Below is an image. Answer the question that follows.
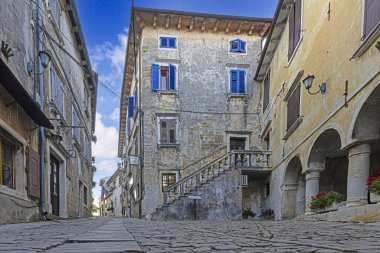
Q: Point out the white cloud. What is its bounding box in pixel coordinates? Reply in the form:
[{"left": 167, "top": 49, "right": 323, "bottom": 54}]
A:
[
  {"left": 110, "top": 108, "right": 120, "bottom": 121},
  {"left": 92, "top": 112, "right": 118, "bottom": 160}
]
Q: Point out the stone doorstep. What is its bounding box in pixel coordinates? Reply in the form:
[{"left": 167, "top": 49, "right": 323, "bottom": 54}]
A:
[{"left": 297, "top": 203, "right": 380, "bottom": 222}]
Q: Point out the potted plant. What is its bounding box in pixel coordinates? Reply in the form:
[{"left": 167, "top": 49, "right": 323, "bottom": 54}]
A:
[
  {"left": 242, "top": 208, "right": 256, "bottom": 219},
  {"left": 368, "top": 171, "right": 380, "bottom": 203},
  {"left": 261, "top": 208, "right": 274, "bottom": 219},
  {"left": 310, "top": 191, "right": 344, "bottom": 213}
]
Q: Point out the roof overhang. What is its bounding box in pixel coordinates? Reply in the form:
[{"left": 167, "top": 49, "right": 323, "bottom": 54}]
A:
[
  {"left": 0, "top": 58, "right": 54, "bottom": 129},
  {"left": 117, "top": 7, "right": 272, "bottom": 157},
  {"left": 254, "top": 0, "right": 294, "bottom": 82}
]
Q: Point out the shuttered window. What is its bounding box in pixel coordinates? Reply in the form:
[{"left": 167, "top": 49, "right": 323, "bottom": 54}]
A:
[
  {"left": 364, "top": 0, "right": 380, "bottom": 38},
  {"left": 160, "top": 37, "right": 177, "bottom": 49},
  {"left": 159, "top": 118, "right": 178, "bottom": 145},
  {"left": 263, "top": 70, "right": 270, "bottom": 112},
  {"left": 287, "top": 85, "right": 301, "bottom": 130},
  {"left": 0, "top": 138, "right": 15, "bottom": 189},
  {"left": 230, "top": 70, "right": 246, "bottom": 94},
  {"left": 51, "top": 67, "right": 64, "bottom": 116},
  {"left": 288, "top": 0, "right": 302, "bottom": 60},
  {"left": 72, "top": 108, "right": 81, "bottom": 143},
  {"left": 151, "top": 64, "right": 177, "bottom": 91},
  {"left": 230, "top": 39, "right": 247, "bottom": 53},
  {"left": 27, "top": 146, "right": 40, "bottom": 198},
  {"left": 128, "top": 96, "right": 135, "bottom": 118}
]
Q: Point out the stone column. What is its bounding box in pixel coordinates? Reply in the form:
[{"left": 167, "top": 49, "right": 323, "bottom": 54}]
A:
[
  {"left": 305, "top": 171, "right": 320, "bottom": 214},
  {"left": 346, "top": 143, "right": 371, "bottom": 207}
]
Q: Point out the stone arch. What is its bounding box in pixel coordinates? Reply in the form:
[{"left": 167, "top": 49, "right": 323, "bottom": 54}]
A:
[
  {"left": 282, "top": 156, "right": 305, "bottom": 219},
  {"left": 308, "top": 128, "right": 348, "bottom": 199}
]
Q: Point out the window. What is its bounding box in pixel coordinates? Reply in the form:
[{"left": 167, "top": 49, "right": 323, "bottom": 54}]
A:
[
  {"left": 72, "top": 108, "right": 81, "bottom": 143},
  {"left": 287, "top": 85, "right": 301, "bottom": 130},
  {"left": 160, "top": 37, "right": 177, "bottom": 49},
  {"left": 51, "top": 67, "right": 64, "bottom": 116},
  {"left": 83, "top": 135, "right": 89, "bottom": 160},
  {"left": 230, "top": 69, "right": 246, "bottom": 94},
  {"left": 158, "top": 118, "right": 178, "bottom": 145},
  {"left": 127, "top": 96, "right": 135, "bottom": 118},
  {"left": 363, "top": 0, "right": 380, "bottom": 38},
  {"left": 151, "top": 64, "right": 177, "bottom": 91},
  {"left": 84, "top": 88, "right": 90, "bottom": 116},
  {"left": 83, "top": 185, "right": 88, "bottom": 205},
  {"left": 1, "top": 138, "right": 15, "bottom": 189},
  {"left": 263, "top": 70, "right": 270, "bottom": 111},
  {"left": 230, "top": 39, "right": 246, "bottom": 53},
  {"left": 162, "top": 173, "right": 177, "bottom": 191},
  {"left": 288, "top": 0, "right": 302, "bottom": 60},
  {"left": 49, "top": 0, "right": 61, "bottom": 28}
]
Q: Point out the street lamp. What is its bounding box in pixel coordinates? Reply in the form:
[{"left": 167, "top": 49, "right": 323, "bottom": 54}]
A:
[
  {"left": 38, "top": 50, "right": 51, "bottom": 69},
  {"left": 302, "top": 74, "right": 327, "bottom": 95}
]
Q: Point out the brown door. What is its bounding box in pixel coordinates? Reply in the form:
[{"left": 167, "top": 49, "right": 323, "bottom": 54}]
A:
[
  {"left": 230, "top": 138, "right": 246, "bottom": 150},
  {"left": 50, "top": 155, "right": 60, "bottom": 216}
]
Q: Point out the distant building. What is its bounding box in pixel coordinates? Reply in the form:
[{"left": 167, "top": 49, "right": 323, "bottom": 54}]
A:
[
  {"left": 118, "top": 8, "right": 271, "bottom": 219},
  {"left": 0, "top": 0, "right": 97, "bottom": 224},
  {"left": 99, "top": 170, "right": 126, "bottom": 217}
]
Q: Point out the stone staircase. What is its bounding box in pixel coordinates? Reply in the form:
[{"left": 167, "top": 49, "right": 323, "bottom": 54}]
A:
[{"left": 151, "top": 149, "right": 271, "bottom": 220}]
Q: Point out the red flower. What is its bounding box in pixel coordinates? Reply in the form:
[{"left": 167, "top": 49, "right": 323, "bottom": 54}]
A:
[
  {"left": 315, "top": 193, "right": 326, "bottom": 199},
  {"left": 368, "top": 176, "right": 378, "bottom": 181},
  {"left": 376, "top": 170, "right": 380, "bottom": 175}
]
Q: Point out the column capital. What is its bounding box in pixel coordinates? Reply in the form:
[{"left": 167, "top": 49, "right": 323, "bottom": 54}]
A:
[
  {"left": 348, "top": 143, "right": 371, "bottom": 158},
  {"left": 305, "top": 171, "right": 320, "bottom": 181}
]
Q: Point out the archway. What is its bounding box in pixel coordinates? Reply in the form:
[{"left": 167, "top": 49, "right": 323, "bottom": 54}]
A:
[
  {"left": 282, "top": 156, "right": 305, "bottom": 219},
  {"left": 308, "top": 129, "right": 348, "bottom": 201}
]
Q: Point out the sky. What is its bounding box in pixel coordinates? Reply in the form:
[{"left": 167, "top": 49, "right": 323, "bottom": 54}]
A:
[{"left": 76, "top": 0, "right": 278, "bottom": 205}]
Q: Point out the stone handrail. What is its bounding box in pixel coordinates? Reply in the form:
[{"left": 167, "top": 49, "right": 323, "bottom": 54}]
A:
[{"left": 162, "top": 150, "right": 271, "bottom": 205}]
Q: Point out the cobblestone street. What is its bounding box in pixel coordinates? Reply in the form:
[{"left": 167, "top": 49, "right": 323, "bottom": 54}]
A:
[{"left": 1, "top": 217, "right": 380, "bottom": 252}]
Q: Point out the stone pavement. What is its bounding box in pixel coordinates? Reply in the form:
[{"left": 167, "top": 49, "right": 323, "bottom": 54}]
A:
[{"left": 1, "top": 217, "right": 380, "bottom": 252}]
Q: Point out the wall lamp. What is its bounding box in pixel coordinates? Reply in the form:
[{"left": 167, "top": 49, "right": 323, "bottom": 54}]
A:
[
  {"left": 302, "top": 74, "right": 327, "bottom": 95},
  {"left": 27, "top": 51, "right": 51, "bottom": 76}
]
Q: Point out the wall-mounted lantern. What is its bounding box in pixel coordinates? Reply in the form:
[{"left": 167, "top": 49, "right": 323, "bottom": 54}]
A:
[{"left": 302, "top": 74, "right": 327, "bottom": 95}]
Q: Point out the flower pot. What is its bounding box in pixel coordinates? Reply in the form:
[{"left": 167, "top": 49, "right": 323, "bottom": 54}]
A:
[
  {"left": 325, "top": 201, "right": 345, "bottom": 212},
  {"left": 370, "top": 193, "right": 380, "bottom": 203}
]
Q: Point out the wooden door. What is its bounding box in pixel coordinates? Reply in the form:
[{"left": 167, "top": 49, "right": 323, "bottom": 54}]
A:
[{"left": 50, "top": 155, "right": 60, "bottom": 216}]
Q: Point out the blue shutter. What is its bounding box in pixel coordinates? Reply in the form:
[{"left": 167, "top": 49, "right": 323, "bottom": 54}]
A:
[
  {"left": 151, "top": 64, "right": 159, "bottom": 90},
  {"left": 230, "top": 70, "right": 238, "bottom": 93},
  {"left": 168, "top": 64, "right": 176, "bottom": 90},
  {"left": 169, "top": 38, "right": 176, "bottom": 48},
  {"left": 238, "top": 70, "right": 246, "bottom": 93},
  {"left": 230, "top": 39, "right": 239, "bottom": 52},
  {"left": 128, "top": 96, "right": 135, "bottom": 118},
  {"left": 239, "top": 40, "right": 246, "bottom": 53},
  {"left": 160, "top": 37, "right": 168, "bottom": 48}
]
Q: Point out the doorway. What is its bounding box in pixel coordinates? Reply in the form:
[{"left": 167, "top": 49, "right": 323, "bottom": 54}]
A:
[
  {"left": 230, "top": 137, "right": 246, "bottom": 150},
  {"left": 50, "top": 155, "right": 60, "bottom": 216}
]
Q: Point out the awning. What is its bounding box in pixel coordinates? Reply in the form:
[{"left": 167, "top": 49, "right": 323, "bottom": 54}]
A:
[{"left": 0, "top": 58, "right": 53, "bottom": 129}]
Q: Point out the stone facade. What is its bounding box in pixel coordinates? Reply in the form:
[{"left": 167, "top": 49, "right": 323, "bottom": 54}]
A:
[
  {"left": 0, "top": 0, "right": 97, "bottom": 224},
  {"left": 118, "top": 8, "right": 271, "bottom": 218},
  {"left": 255, "top": 0, "right": 380, "bottom": 220}
]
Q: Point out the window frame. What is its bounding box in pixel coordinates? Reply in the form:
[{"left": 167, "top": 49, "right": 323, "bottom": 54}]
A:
[
  {"left": 0, "top": 137, "right": 16, "bottom": 190},
  {"left": 72, "top": 107, "right": 81, "bottom": 146},
  {"left": 288, "top": 0, "right": 303, "bottom": 63},
  {"left": 362, "top": 0, "right": 380, "bottom": 40},
  {"left": 50, "top": 66, "right": 65, "bottom": 117},
  {"left": 229, "top": 39, "right": 247, "bottom": 54},
  {"left": 151, "top": 63, "right": 178, "bottom": 92},
  {"left": 159, "top": 36, "right": 177, "bottom": 49},
  {"left": 229, "top": 68, "right": 247, "bottom": 94},
  {"left": 263, "top": 69, "right": 271, "bottom": 112},
  {"left": 161, "top": 172, "right": 178, "bottom": 192},
  {"left": 286, "top": 84, "right": 301, "bottom": 131},
  {"left": 157, "top": 116, "right": 179, "bottom": 146}
]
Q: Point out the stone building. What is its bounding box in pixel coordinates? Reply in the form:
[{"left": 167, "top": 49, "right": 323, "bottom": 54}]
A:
[
  {"left": 255, "top": 0, "right": 380, "bottom": 220},
  {"left": 118, "top": 8, "right": 271, "bottom": 218},
  {"left": 0, "top": 0, "right": 97, "bottom": 224},
  {"left": 99, "top": 170, "right": 126, "bottom": 217}
]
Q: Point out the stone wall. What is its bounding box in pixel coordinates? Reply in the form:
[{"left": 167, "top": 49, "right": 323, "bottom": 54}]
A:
[{"left": 152, "top": 169, "right": 242, "bottom": 220}]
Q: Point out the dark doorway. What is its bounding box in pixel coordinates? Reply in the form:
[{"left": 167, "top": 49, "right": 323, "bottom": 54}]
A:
[
  {"left": 50, "top": 155, "right": 60, "bottom": 216},
  {"left": 230, "top": 137, "right": 246, "bottom": 150}
]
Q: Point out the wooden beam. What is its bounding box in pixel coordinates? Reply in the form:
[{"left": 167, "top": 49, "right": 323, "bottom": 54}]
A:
[
  {"left": 225, "top": 21, "right": 232, "bottom": 33},
  {"left": 153, "top": 15, "right": 157, "bottom": 28},
  {"left": 201, "top": 18, "right": 207, "bottom": 33},
  {"left": 248, "top": 23, "right": 255, "bottom": 35},
  {"left": 236, "top": 22, "right": 243, "bottom": 34},
  {"left": 213, "top": 20, "right": 220, "bottom": 32},
  {"left": 189, "top": 18, "right": 194, "bottom": 31},
  {"left": 165, "top": 16, "right": 170, "bottom": 29},
  {"left": 177, "top": 16, "right": 182, "bottom": 30}
]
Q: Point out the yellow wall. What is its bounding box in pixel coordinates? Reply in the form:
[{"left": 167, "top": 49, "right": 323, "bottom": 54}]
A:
[{"left": 264, "top": 0, "right": 380, "bottom": 172}]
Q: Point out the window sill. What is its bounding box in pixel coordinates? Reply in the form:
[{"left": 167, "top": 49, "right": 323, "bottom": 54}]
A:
[
  {"left": 352, "top": 23, "right": 380, "bottom": 59},
  {"left": 155, "top": 90, "right": 179, "bottom": 97},
  {"left": 228, "top": 93, "right": 248, "bottom": 98},
  {"left": 283, "top": 116, "right": 303, "bottom": 141},
  {"left": 158, "top": 144, "right": 180, "bottom": 149},
  {"left": 0, "top": 185, "right": 30, "bottom": 202}
]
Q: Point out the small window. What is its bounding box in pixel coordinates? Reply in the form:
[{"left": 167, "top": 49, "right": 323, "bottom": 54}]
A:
[
  {"left": 287, "top": 85, "right": 301, "bottom": 130},
  {"left": 288, "top": 0, "right": 302, "bottom": 60},
  {"left": 230, "top": 69, "right": 246, "bottom": 94},
  {"left": 363, "top": 0, "right": 380, "bottom": 39},
  {"left": 72, "top": 108, "right": 81, "bottom": 143},
  {"left": 151, "top": 64, "right": 177, "bottom": 91},
  {"left": 49, "top": 0, "right": 61, "bottom": 28},
  {"left": 162, "top": 173, "right": 177, "bottom": 191},
  {"left": 83, "top": 186, "right": 88, "bottom": 205},
  {"left": 51, "top": 67, "right": 64, "bottom": 116},
  {"left": 230, "top": 39, "right": 246, "bottom": 53},
  {"left": 263, "top": 70, "right": 271, "bottom": 111},
  {"left": 160, "top": 37, "right": 177, "bottom": 49},
  {"left": 158, "top": 118, "right": 178, "bottom": 145},
  {"left": 1, "top": 139, "right": 15, "bottom": 189}
]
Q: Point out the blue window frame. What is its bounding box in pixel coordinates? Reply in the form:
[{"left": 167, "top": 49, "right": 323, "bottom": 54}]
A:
[
  {"left": 230, "top": 39, "right": 246, "bottom": 53},
  {"left": 151, "top": 64, "right": 177, "bottom": 91},
  {"left": 160, "top": 37, "right": 177, "bottom": 49},
  {"left": 127, "top": 96, "right": 135, "bottom": 118},
  {"left": 230, "top": 70, "right": 246, "bottom": 94}
]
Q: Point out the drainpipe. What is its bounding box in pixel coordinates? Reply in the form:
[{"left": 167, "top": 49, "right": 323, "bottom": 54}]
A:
[{"left": 36, "top": 0, "right": 47, "bottom": 219}]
